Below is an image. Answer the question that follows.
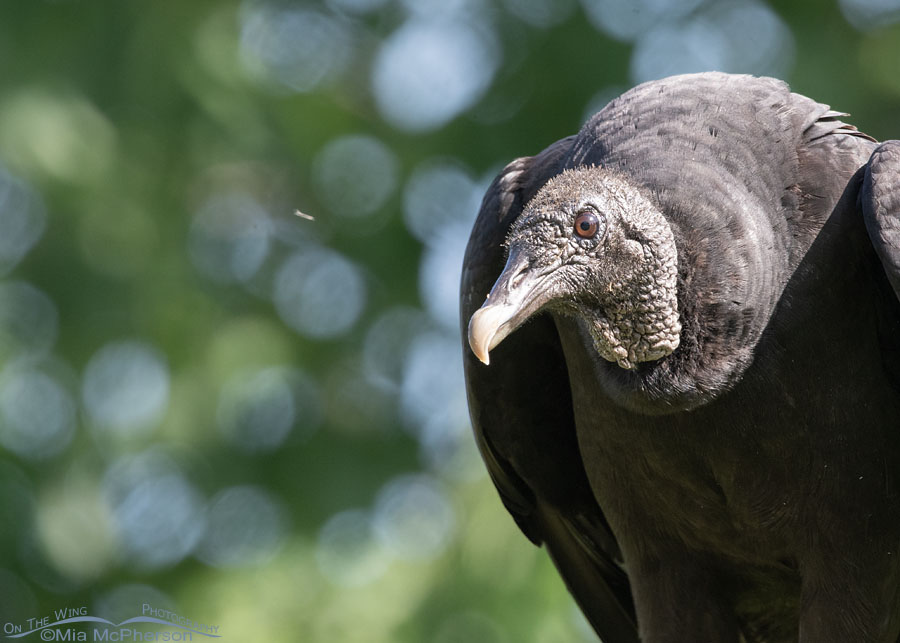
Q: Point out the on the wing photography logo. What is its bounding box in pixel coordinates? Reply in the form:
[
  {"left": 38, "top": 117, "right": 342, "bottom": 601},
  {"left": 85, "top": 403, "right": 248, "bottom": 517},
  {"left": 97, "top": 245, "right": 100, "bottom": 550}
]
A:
[{"left": 3, "top": 604, "right": 221, "bottom": 641}]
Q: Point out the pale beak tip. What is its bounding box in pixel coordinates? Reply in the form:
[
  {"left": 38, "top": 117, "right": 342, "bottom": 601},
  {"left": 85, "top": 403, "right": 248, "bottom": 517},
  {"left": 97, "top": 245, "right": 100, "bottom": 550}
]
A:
[
  {"left": 467, "top": 251, "right": 544, "bottom": 366},
  {"left": 468, "top": 304, "right": 517, "bottom": 366},
  {"left": 467, "top": 309, "right": 493, "bottom": 366}
]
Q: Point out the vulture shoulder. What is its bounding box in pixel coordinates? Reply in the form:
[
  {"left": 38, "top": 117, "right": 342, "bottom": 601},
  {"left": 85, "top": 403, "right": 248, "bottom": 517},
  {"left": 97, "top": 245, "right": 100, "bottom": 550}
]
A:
[
  {"left": 862, "top": 140, "right": 900, "bottom": 302},
  {"left": 460, "top": 136, "right": 638, "bottom": 643}
]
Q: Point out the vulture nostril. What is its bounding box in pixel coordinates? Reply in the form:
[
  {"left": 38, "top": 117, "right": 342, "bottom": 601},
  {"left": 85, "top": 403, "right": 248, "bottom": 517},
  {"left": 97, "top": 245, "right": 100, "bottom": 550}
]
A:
[{"left": 510, "top": 263, "right": 530, "bottom": 290}]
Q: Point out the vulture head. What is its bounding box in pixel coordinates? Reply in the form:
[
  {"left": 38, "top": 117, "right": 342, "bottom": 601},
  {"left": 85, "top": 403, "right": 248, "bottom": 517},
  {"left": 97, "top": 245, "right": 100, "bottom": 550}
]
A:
[{"left": 469, "top": 167, "right": 682, "bottom": 370}]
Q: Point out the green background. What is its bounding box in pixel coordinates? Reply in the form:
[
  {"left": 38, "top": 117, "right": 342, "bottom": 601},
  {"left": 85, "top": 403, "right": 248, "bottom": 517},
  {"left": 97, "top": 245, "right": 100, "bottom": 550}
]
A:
[{"left": 0, "top": 0, "right": 898, "bottom": 641}]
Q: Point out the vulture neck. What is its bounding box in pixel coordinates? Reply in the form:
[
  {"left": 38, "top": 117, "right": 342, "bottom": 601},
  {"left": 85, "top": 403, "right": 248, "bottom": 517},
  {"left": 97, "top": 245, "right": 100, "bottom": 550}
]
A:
[
  {"left": 561, "top": 212, "right": 787, "bottom": 417},
  {"left": 582, "top": 221, "right": 682, "bottom": 371}
]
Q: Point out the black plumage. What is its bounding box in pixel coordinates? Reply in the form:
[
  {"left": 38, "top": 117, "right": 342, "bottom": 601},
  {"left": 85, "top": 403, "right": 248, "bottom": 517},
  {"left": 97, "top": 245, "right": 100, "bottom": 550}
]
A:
[{"left": 459, "top": 72, "right": 900, "bottom": 642}]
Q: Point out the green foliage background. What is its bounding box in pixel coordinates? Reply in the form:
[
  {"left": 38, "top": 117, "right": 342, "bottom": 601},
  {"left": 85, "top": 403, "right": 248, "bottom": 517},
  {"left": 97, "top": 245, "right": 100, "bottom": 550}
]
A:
[{"left": 0, "top": 1, "right": 898, "bottom": 641}]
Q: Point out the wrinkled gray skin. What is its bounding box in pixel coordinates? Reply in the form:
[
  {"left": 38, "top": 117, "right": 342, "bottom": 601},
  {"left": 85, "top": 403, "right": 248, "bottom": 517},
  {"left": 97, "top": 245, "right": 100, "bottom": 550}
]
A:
[
  {"left": 470, "top": 168, "right": 681, "bottom": 370},
  {"left": 461, "top": 72, "right": 900, "bottom": 643}
]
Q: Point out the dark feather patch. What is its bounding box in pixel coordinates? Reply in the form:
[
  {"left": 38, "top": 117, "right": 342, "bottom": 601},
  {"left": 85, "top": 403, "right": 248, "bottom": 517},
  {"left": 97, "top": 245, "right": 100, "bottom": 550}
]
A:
[{"left": 461, "top": 72, "right": 900, "bottom": 643}]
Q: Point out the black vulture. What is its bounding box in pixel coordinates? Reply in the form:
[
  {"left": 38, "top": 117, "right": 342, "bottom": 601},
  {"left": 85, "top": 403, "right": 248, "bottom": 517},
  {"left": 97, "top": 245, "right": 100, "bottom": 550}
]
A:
[{"left": 459, "top": 72, "right": 900, "bottom": 643}]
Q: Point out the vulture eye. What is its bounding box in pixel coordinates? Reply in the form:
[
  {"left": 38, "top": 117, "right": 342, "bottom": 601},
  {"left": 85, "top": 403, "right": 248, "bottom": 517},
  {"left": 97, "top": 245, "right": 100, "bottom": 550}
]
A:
[{"left": 574, "top": 211, "right": 600, "bottom": 239}]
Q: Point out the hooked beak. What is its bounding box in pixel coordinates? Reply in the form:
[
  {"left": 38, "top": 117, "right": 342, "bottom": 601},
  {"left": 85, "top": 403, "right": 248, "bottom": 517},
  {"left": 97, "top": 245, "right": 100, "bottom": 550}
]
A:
[{"left": 467, "top": 249, "right": 555, "bottom": 365}]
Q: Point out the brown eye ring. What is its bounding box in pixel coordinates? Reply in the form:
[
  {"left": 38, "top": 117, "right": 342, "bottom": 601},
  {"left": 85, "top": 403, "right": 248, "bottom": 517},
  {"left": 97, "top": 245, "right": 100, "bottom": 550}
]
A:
[{"left": 574, "top": 211, "right": 600, "bottom": 239}]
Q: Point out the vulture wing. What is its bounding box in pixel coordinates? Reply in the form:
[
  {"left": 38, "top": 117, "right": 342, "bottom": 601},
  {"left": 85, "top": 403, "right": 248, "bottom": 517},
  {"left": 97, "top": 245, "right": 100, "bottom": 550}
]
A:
[
  {"left": 460, "top": 137, "right": 638, "bottom": 643},
  {"left": 863, "top": 141, "right": 900, "bottom": 302}
]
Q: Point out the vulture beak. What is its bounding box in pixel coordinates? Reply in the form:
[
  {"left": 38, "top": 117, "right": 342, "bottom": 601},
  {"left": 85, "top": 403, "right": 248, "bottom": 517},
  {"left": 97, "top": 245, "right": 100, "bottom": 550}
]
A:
[{"left": 468, "top": 249, "right": 554, "bottom": 365}]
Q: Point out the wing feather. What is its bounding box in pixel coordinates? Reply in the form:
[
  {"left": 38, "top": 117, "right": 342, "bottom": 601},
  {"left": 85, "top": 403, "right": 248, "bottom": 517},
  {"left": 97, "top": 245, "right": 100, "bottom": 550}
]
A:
[
  {"left": 460, "top": 136, "right": 638, "bottom": 643},
  {"left": 862, "top": 140, "right": 900, "bottom": 302}
]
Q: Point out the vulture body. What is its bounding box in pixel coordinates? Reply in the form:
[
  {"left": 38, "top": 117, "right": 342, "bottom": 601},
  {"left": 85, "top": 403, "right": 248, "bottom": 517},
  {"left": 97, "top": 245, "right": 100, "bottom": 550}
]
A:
[{"left": 459, "top": 72, "right": 900, "bottom": 643}]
